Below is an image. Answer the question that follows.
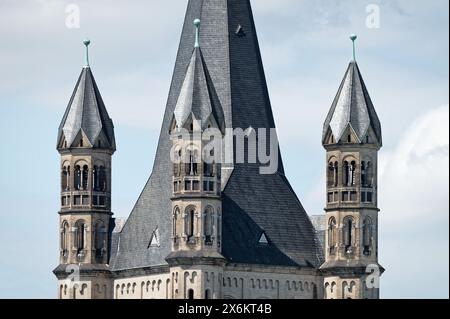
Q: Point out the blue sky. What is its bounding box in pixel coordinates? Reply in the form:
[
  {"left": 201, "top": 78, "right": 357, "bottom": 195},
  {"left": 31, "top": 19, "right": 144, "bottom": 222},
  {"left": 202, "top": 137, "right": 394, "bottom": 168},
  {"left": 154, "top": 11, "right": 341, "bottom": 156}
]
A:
[{"left": 0, "top": 0, "right": 448, "bottom": 299}]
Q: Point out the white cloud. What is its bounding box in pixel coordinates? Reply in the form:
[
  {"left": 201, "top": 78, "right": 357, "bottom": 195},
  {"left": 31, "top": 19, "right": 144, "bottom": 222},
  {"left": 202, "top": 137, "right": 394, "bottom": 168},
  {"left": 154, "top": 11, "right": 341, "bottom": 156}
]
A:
[
  {"left": 379, "top": 104, "right": 449, "bottom": 222},
  {"left": 379, "top": 104, "right": 449, "bottom": 298}
]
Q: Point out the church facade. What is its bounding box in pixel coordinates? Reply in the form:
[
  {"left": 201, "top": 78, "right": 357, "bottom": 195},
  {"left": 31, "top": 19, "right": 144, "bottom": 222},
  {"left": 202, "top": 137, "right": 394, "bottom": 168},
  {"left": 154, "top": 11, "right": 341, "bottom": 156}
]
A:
[{"left": 53, "top": 0, "right": 383, "bottom": 300}]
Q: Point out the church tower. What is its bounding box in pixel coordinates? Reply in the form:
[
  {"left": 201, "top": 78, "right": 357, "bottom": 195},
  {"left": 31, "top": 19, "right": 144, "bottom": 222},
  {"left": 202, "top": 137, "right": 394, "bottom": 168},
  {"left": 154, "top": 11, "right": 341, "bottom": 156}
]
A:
[
  {"left": 53, "top": 40, "right": 116, "bottom": 299},
  {"left": 166, "top": 19, "right": 226, "bottom": 300},
  {"left": 320, "top": 35, "right": 383, "bottom": 299}
]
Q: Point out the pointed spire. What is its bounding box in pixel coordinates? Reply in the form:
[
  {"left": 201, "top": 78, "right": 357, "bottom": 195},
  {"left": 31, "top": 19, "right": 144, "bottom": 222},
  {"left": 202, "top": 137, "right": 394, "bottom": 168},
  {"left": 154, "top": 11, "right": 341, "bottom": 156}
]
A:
[
  {"left": 83, "top": 39, "right": 91, "bottom": 67},
  {"left": 57, "top": 62, "right": 116, "bottom": 151},
  {"left": 194, "top": 19, "right": 201, "bottom": 48},
  {"left": 322, "top": 61, "right": 382, "bottom": 146},
  {"left": 172, "top": 18, "right": 225, "bottom": 132},
  {"left": 350, "top": 34, "right": 357, "bottom": 61}
]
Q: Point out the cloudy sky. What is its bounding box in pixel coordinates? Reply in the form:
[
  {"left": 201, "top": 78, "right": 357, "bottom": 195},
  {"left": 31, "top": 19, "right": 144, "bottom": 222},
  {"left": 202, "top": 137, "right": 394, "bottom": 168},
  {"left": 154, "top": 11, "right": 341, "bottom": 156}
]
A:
[{"left": 0, "top": 0, "right": 448, "bottom": 299}]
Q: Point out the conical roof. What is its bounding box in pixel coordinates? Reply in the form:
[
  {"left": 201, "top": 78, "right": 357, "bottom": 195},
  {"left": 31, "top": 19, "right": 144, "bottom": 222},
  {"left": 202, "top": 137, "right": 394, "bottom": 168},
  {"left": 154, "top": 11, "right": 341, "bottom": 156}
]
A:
[
  {"left": 57, "top": 67, "right": 115, "bottom": 151},
  {"left": 323, "top": 61, "right": 382, "bottom": 145}
]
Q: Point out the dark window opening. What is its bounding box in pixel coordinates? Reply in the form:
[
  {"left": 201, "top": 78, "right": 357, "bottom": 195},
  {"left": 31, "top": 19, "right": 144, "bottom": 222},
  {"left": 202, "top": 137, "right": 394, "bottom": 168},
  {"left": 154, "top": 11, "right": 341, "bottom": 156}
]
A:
[
  {"left": 74, "top": 165, "right": 81, "bottom": 190},
  {"left": 74, "top": 195, "right": 81, "bottom": 206},
  {"left": 343, "top": 217, "right": 353, "bottom": 253},
  {"left": 187, "top": 210, "right": 195, "bottom": 242}
]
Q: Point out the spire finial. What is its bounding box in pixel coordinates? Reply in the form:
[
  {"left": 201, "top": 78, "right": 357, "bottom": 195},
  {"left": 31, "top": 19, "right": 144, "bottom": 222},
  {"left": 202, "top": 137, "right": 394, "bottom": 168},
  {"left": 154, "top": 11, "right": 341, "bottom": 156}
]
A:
[
  {"left": 350, "top": 34, "right": 357, "bottom": 61},
  {"left": 194, "top": 19, "right": 201, "bottom": 48},
  {"left": 83, "top": 39, "right": 91, "bottom": 67}
]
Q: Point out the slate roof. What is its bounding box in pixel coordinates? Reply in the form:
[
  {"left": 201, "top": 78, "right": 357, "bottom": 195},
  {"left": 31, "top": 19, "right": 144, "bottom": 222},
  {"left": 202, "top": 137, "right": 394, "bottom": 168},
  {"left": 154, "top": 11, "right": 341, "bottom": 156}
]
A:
[
  {"left": 110, "top": 0, "right": 323, "bottom": 271},
  {"left": 57, "top": 67, "right": 115, "bottom": 150},
  {"left": 322, "top": 61, "right": 382, "bottom": 146},
  {"left": 173, "top": 47, "right": 225, "bottom": 131}
]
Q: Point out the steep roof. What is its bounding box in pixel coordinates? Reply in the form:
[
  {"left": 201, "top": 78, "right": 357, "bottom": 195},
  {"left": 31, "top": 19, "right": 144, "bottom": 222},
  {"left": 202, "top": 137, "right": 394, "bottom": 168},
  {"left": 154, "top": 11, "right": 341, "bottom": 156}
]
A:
[
  {"left": 110, "top": 0, "right": 322, "bottom": 271},
  {"left": 57, "top": 67, "right": 115, "bottom": 150},
  {"left": 173, "top": 47, "right": 225, "bottom": 131},
  {"left": 322, "top": 61, "right": 382, "bottom": 145}
]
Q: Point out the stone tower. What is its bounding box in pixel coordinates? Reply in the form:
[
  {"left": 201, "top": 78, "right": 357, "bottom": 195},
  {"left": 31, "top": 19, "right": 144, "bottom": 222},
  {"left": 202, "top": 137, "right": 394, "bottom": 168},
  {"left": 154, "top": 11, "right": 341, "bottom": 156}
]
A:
[
  {"left": 166, "top": 19, "right": 226, "bottom": 300},
  {"left": 53, "top": 40, "right": 116, "bottom": 299},
  {"left": 320, "top": 36, "right": 383, "bottom": 299}
]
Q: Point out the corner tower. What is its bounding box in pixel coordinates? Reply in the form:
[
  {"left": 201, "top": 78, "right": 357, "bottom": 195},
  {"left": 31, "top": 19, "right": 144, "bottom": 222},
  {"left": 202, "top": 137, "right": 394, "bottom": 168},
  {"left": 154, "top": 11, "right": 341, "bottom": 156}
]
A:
[
  {"left": 320, "top": 35, "right": 383, "bottom": 299},
  {"left": 54, "top": 40, "right": 116, "bottom": 299}
]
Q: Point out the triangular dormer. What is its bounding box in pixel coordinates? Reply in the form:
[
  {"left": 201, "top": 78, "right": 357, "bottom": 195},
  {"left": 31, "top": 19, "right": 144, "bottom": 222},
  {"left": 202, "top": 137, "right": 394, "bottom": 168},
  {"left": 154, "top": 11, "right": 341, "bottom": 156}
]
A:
[{"left": 259, "top": 232, "right": 269, "bottom": 245}]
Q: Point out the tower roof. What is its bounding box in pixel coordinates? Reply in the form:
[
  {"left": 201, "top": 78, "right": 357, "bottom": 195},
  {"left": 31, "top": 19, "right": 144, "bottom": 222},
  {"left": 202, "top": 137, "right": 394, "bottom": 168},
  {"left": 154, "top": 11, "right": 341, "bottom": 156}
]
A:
[
  {"left": 110, "top": 0, "right": 322, "bottom": 271},
  {"left": 173, "top": 46, "right": 225, "bottom": 131},
  {"left": 57, "top": 66, "right": 116, "bottom": 151},
  {"left": 323, "top": 61, "right": 382, "bottom": 146}
]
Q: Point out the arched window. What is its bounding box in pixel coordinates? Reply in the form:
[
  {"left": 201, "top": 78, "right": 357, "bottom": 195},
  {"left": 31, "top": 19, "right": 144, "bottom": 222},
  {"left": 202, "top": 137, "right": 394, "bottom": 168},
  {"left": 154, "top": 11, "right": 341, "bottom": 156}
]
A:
[
  {"left": 95, "top": 221, "right": 106, "bottom": 259},
  {"left": 328, "top": 217, "right": 336, "bottom": 254},
  {"left": 99, "top": 166, "right": 107, "bottom": 191},
  {"left": 333, "top": 162, "right": 338, "bottom": 186},
  {"left": 363, "top": 217, "right": 373, "bottom": 256},
  {"left": 61, "top": 166, "right": 69, "bottom": 191},
  {"left": 74, "top": 165, "right": 81, "bottom": 190},
  {"left": 75, "top": 220, "right": 86, "bottom": 256},
  {"left": 186, "top": 208, "right": 195, "bottom": 242},
  {"left": 343, "top": 161, "right": 350, "bottom": 186},
  {"left": 204, "top": 207, "right": 213, "bottom": 245},
  {"left": 205, "top": 289, "right": 211, "bottom": 299},
  {"left": 185, "top": 149, "right": 198, "bottom": 176},
  {"left": 188, "top": 289, "right": 194, "bottom": 299},
  {"left": 343, "top": 217, "right": 354, "bottom": 254},
  {"left": 350, "top": 161, "right": 356, "bottom": 186},
  {"left": 92, "top": 166, "right": 99, "bottom": 191},
  {"left": 366, "top": 161, "right": 373, "bottom": 187},
  {"left": 361, "top": 161, "right": 367, "bottom": 186},
  {"left": 82, "top": 165, "right": 89, "bottom": 190},
  {"left": 173, "top": 208, "right": 179, "bottom": 243},
  {"left": 327, "top": 162, "right": 334, "bottom": 187},
  {"left": 61, "top": 221, "right": 69, "bottom": 257}
]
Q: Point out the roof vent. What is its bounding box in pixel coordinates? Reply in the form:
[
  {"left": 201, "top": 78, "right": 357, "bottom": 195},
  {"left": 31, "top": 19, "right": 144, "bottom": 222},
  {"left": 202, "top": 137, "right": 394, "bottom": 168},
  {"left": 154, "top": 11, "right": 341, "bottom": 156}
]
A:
[
  {"left": 236, "top": 24, "right": 245, "bottom": 37},
  {"left": 259, "top": 232, "right": 269, "bottom": 244},
  {"left": 148, "top": 227, "right": 160, "bottom": 248}
]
